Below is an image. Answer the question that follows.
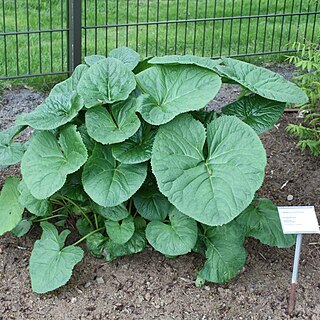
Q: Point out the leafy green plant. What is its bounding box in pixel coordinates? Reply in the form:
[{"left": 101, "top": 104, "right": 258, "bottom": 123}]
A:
[
  {"left": 286, "top": 42, "right": 320, "bottom": 156},
  {"left": 0, "top": 48, "right": 307, "bottom": 293}
]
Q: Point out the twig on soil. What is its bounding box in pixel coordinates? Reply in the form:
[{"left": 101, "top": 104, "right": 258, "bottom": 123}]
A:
[
  {"left": 280, "top": 180, "right": 290, "bottom": 190},
  {"left": 258, "top": 252, "right": 267, "bottom": 261}
]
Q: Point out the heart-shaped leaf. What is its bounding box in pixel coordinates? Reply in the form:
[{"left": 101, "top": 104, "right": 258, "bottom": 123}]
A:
[
  {"left": 29, "top": 222, "right": 83, "bottom": 293},
  {"left": 136, "top": 64, "right": 221, "bottom": 125},
  {"left": 105, "top": 215, "right": 135, "bottom": 244},
  {"left": 133, "top": 175, "right": 172, "bottom": 221},
  {"left": 148, "top": 54, "right": 221, "bottom": 70},
  {"left": 0, "top": 177, "right": 24, "bottom": 236},
  {"left": 21, "top": 125, "right": 88, "bottom": 199},
  {"left": 18, "top": 180, "right": 52, "bottom": 216},
  {"left": 236, "top": 198, "right": 296, "bottom": 248},
  {"left": 197, "top": 222, "right": 246, "bottom": 283},
  {"left": 103, "top": 229, "right": 146, "bottom": 261},
  {"left": 93, "top": 202, "right": 129, "bottom": 221},
  {"left": 16, "top": 93, "right": 83, "bottom": 130},
  {"left": 109, "top": 47, "right": 140, "bottom": 70},
  {"left": 85, "top": 95, "right": 140, "bottom": 145},
  {"left": 151, "top": 114, "right": 266, "bottom": 226},
  {"left": 146, "top": 209, "right": 198, "bottom": 256},
  {"left": 11, "top": 218, "right": 32, "bottom": 237},
  {"left": 112, "top": 123, "right": 156, "bottom": 164},
  {"left": 86, "top": 232, "right": 107, "bottom": 257},
  {"left": 215, "top": 58, "right": 308, "bottom": 104},
  {"left": 0, "top": 126, "right": 26, "bottom": 167},
  {"left": 221, "top": 95, "right": 285, "bottom": 134},
  {"left": 82, "top": 144, "right": 147, "bottom": 207},
  {"left": 77, "top": 57, "right": 136, "bottom": 108},
  {"left": 50, "top": 64, "right": 89, "bottom": 96}
]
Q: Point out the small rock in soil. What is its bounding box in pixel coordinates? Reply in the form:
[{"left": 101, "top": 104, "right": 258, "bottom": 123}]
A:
[
  {"left": 95, "top": 276, "right": 105, "bottom": 285},
  {"left": 287, "top": 194, "right": 294, "bottom": 201}
]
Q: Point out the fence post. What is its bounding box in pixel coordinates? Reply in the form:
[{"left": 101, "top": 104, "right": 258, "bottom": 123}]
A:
[{"left": 67, "top": 0, "right": 82, "bottom": 73}]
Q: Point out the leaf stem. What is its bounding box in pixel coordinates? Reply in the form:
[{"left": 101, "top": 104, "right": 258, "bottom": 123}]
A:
[
  {"left": 57, "top": 195, "right": 94, "bottom": 229},
  {"left": 94, "top": 213, "right": 99, "bottom": 229},
  {"left": 72, "top": 227, "right": 104, "bottom": 246},
  {"left": 33, "top": 214, "right": 68, "bottom": 223}
]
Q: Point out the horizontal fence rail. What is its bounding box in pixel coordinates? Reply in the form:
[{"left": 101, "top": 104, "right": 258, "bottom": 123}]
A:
[{"left": 0, "top": 0, "right": 319, "bottom": 80}]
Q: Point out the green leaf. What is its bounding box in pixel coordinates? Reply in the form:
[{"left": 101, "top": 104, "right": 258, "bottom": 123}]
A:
[
  {"left": 82, "top": 144, "right": 147, "bottom": 207},
  {"left": 11, "top": 218, "right": 32, "bottom": 237},
  {"left": 109, "top": 47, "right": 140, "bottom": 70},
  {"left": 84, "top": 55, "right": 106, "bottom": 66},
  {"left": 0, "top": 126, "right": 26, "bottom": 166},
  {"left": 215, "top": 58, "right": 308, "bottom": 104},
  {"left": 0, "top": 177, "right": 24, "bottom": 236},
  {"left": 93, "top": 202, "right": 129, "bottom": 221},
  {"left": 77, "top": 57, "right": 136, "bottom": 108},
  {"left": 133, "top": 57, "right": 153, "bottom": 74},
  {"left": 148, "top": 54, "right": 221, "bottom": 70},
  {"left": 21, "top": 125, "right": 88, "bottom": 199},
  {"left": 40, "top": 221, "right": 70, "bottom": 248},
  {"left": 136, "top": 64, "right": 221, "bottom": 125},
  {"left": 236, "top": 198, "right": 296, "bottom": 248},
  {"left": 29, "top": 223, "right": 83, "bottom": 293},
  {"left": 221, "top": 95, "right": 285, "bottom": 134},
  {"left": 50, "top": 64, "right": 89, "bottom": 96},
  {"left": 133, "top": 175, "right": 172, "bottom": 221},
  {"left": 86, "top": 232, "right": 107, "bottom": 257},
  {"left": 151, "top": 114, "right": 266, "bottom": 226},
  {"left": 105, "top": 215, "right": 135, "bottom": 244},
  {"left": 18, "top": 180, "right": 52, "bottom": 216},
  {"left": 103, "top": 229, "right": 146, "bottom": 261},
  {"left": 16, "top": 93, "right": 83, "bottom": 130},
  {"left": 85, "top": 95, "right": 141, "bottom": 145},
  {"left": 198, "top": 222, "right": 246, "bottom": 283},
  {"left": 146, "top": 209, "right": 198, "bottom": 256},
  {"left": 111, "top": 123, "right": 156, "bottom": 164}
]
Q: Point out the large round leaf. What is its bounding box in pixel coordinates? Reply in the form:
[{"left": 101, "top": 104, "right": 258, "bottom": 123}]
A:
[
  {"left": 109, "top": 47, "right": 140, "bottom": 70},
  {"left": 215, "top": 58, "right": 308, "bottom": 104},
  {"left": 85, "top": 95, "right": 140, "bottom": 145},
  {"left": 221, "top": 95, "right": 285, "bottom": 134},
  {"left": 105, "top": 215, "right": 135, "bottom": 244},
  {"left": 133, "top": 175, "right": 172, "bottom": 221},
  {"left": 82, "top": 144, "right": 147, "bottom": 207},
  {"left": 136, "top": 64, "right": 221, "bottom": 125},
  {"left": 236, "top": 198, "right": 296, "bottom": 248},
  {"left": 151, "top": 114, "right": 266, "bottom": 226},
  {"left": 198, "top": 222, "right": 247, "bottom": 283},
  {"left": 0, "top": 177, "right": 24, "bottom": 236},
  {"left": 112, "top": 123, "right": 156, "bottom": 164},
  {"left": 16, "top": 93, "right": 83, "bottom": 130},
  {"left": 148, "top": 54, "right": 221, "bottom": 70},
  {"left": 0, "top": 126, "right": 26, "bottom": 166},
  {"left": 146, "top": 209, "right": 198, "bottom": 256},
  {"left": 77, "top": 57, "right": 136, "bottom": 108},
  {"left": 21, "top": 125, "right": 88, "bottom": 199}
]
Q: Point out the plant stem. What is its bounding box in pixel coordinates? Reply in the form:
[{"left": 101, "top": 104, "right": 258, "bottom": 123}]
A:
[
  {"left": 128, "top": 198, "right": 133, "bottom": 215},
  {"left": 57, "top": 195, "right": 94, "bottom": 229},
  {"left": 94, "top": 213, "right": 99, "bottom": 229},
  {"left": 33, "top": 214, "right": 68, "bottom": 223},
  {"left": 72, "top": 227, "right": 104, "bottom": 246}
]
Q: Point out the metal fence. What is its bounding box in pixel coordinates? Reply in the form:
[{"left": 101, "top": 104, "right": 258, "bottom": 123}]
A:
[{"left": 0, "top": 0, "right": 319, "bottom": 80}]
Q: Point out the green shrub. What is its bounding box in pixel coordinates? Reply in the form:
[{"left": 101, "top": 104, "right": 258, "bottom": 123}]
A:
[
  {"left": 0, "top": 48, "right": 307, "bottom": 293},
  {"left": 286, "top": 42, "right": 320, "bottom": 156}
]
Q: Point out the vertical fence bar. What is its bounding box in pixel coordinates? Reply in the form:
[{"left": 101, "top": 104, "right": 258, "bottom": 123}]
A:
[
  {"left": 26, "top": 0, "right": 31, "bottom": 74},
  {"left": 174, "top": 0, "right": 179, "bottom": 55},
  {"left": 201, "top": 0, "right": 208, "bottom": 57},
  {"left": 2, "top": 0, "right": 8, "bottom": 76},
  {"left": 192, "top": 0, "right": 199, "bottom": 55},
  {"left": 311, "top": 1, "right": 319, "bottom": 43},
  {"left": 237, "top": 0, "right": 244, "bottom": 55},
  {"left": 67, "top": 0, "right": 82, "bottom": 73}
]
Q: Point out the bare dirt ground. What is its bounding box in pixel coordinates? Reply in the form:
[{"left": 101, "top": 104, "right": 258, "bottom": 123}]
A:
[{"left": 0, "top": 65, "right": 319, "bottom": 320}]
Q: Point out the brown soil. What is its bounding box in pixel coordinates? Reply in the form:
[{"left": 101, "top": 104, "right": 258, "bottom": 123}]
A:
[{"left": 0, "top": 83, "right": 319, "bottom": 320}]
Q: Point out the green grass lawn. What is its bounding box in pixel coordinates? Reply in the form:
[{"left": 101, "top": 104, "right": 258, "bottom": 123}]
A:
[{"left": 0, "top": 0, "right": 319, "bottom": 89}]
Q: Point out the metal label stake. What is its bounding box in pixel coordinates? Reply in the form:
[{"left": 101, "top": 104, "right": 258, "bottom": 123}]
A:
[{"left": 288, "top": 233, "right": 303, "bottom": 316}]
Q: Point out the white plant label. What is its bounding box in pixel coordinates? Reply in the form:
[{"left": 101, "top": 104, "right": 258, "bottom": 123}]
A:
[{"left": 278, "top": 206, "right": 320, "bottom": 234}]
